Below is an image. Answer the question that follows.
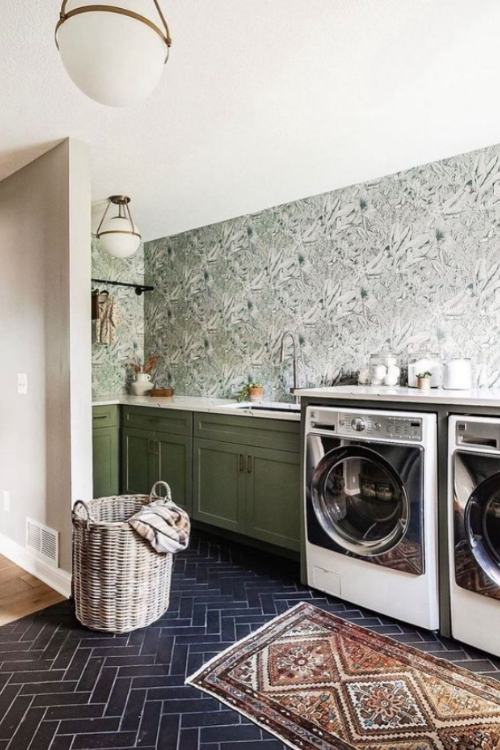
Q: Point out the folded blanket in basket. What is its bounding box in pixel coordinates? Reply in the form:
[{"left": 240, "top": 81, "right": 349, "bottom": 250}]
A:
[{"left": 128, "top": 501, "right": 190, "bottom": 554}]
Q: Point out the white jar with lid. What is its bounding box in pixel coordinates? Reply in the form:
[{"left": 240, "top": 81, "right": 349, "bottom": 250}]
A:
[{"left": 443, "top": 358, "right": 472, "bottom": 390}]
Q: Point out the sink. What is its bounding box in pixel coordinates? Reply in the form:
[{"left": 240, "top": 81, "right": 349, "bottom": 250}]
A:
[{"left": 223, "top": 401, "right": 300, "bottom": 413}]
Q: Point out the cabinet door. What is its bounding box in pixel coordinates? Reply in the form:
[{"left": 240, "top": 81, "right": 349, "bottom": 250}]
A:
[
  {"left": 93, "top": 427, "right": 119, "bottom": 498},
  {"left": 157, "top": 434, "right": 193, "bottom": 513},
  {"left": 245, "top": 447, "right": 301, "bottom": 551},
  {"left": 122, "top": 428, "right": 157, "bottom": 495},
  {"left": 193, "top": 439, "right": 246, "bottom": 532}
]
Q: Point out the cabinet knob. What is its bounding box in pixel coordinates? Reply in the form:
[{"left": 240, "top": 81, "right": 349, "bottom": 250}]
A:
[
  {"left": 239, "top": 454, "right": 245, "bottom": 472},
  {"left": 247, "top": 456, "right": 253, "bottom": 473}
]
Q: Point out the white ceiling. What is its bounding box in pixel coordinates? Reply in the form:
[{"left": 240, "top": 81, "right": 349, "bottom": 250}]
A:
[{"left": 2, "top": 1, "right": 500, "bottom": 241}]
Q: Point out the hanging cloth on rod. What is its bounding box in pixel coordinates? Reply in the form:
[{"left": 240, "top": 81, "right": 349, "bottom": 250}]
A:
[{"left": 93, "top": 290, "right": 119, "bottom": 346}]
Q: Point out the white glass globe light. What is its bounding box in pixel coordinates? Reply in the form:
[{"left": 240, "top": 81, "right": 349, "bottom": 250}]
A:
[
  {"left": 97, "top": 197, "right": 141, "bottom": 258},
  {"left": 56, "top": 2, "right": 171, "bottom": 107}
]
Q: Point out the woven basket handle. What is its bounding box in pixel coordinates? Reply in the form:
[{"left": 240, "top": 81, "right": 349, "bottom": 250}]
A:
[
  {"left": 149, "top": 481, "right": 173, "bottom": 505},
  {"left": 73, "top": 500, "right": 93, "bottom": 528}
]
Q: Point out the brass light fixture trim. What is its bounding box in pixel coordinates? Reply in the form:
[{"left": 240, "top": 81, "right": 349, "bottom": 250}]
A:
[
  {"left": 96, "top": 195, "right": 141, "bottom": 239},
  {"left": 56, "top": 1, "right": 172, "bottom": 59}
]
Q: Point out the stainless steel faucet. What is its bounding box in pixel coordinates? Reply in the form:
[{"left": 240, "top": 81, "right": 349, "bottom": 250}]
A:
[{"left": 280, "top": 331, "right": 300, "bottom": 400}]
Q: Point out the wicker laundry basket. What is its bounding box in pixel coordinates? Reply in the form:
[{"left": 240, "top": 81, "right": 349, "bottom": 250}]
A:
[{"left": 72, "top": 481, "right": 174, "bottom": 633}]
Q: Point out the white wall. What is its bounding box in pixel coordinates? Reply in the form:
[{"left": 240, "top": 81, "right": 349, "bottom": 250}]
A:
[
  {"left": 0, "top": 139, "right": 91, "bottom": 587},
  {"left": 3, "top": 2, "right": 500, "bottom": 241}
]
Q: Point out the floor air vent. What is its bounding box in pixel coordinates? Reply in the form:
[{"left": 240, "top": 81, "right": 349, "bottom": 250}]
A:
[{"left": 26, "top": 518, "right": 59, "bottom": 567}]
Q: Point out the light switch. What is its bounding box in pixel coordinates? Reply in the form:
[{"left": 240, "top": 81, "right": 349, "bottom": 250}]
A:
[{"left": 17, "top": 373, "right": 28, "bottom": 395}]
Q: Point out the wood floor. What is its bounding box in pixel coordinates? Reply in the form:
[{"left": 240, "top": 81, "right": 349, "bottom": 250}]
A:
[{"left": 0, "top": 554, "right": 64, "bottom": 626}]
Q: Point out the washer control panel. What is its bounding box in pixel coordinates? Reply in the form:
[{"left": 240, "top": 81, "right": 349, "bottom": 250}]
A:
[
  {"left": 337, "top": 413, "right": 422, "bottom": 441},
  {"left": 306, "top": 407, "right": 424, "bottom": 442}
]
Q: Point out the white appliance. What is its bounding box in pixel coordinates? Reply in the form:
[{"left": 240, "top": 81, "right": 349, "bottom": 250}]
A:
[
  {"left": 304, "top": 406, "right": 439, "bottom": 629},
  {"left": 448, "top": 416, "right": 500, "bottom": 657}
]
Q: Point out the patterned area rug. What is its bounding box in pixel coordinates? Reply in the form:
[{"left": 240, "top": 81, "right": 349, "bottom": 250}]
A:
[{"left": 187, "top": 602, "right": 500, "bottom": 749}]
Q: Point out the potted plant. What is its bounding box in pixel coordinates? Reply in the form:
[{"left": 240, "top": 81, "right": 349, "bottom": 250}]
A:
[
  {"left": 238, "top": 382, "right": 265, "bottom": 402},
  {"left": 416, "top": 371, "right": 432, "bottom": 390}
]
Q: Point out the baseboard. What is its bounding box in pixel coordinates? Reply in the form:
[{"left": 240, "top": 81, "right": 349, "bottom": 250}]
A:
[{"left": 0, "top": 532, "right": 72, "bottom": 598}]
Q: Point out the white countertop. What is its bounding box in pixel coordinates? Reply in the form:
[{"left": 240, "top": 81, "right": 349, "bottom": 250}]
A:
[
  {"left": 295, "top": 385, "right": 500, "bottom": 408},
  {"left": 95, "top": 386, "right": 500, "bottom": 416},
  {"left": 93, "top": 395, "right": 301, "bottom": 421}
]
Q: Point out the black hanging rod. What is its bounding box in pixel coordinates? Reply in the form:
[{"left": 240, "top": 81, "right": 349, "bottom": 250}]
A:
[{"left": 91, "top": 278, "right": 154, "bottom": 296}]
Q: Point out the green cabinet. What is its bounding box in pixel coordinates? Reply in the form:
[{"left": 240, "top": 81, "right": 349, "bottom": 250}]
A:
[
  {"left": 118, "top": 405, "right": 301, "bottom": 553},
  {"left": 194, "top": 439, "right": 247, "bottom": 531},
  {"left": 245, "top": 446, "right": 301, "bottom": 550},
  {"left": 92, "top": 405, "right": 119, "bottom": 498},
  {"left": 121, "top": 406, "right": 193, "bottom": 513},
  {"left": 157, "top": 433, "right": 193, "bottom": 513},
  {"left": 193, "top": 413, "right": 301, "bottom": 551},
  {"left": 122, "top": 427, "right": 155, "bottom": 495}
]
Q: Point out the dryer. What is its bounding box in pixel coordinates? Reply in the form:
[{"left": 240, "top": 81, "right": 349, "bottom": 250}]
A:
[
  {"left": 305, "top": 406, "right": 439, "bottom": 630},
  {"left": 448, "top": 416, "right": 500, "bottom": 657}
]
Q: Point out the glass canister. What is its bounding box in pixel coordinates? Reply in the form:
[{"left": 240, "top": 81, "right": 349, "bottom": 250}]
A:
[{"left": 369, "top": 352, "right": 400, "bottom": 386}]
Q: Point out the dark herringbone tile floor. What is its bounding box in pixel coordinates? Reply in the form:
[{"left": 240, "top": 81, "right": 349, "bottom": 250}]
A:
[{"left": 0, "top": 531, "right": 499, "bottom": 750}]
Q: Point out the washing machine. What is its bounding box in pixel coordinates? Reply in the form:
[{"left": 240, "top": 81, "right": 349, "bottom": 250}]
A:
[
  {"left": 448, "top": 416, "right": 500, "bottom": 657},
  {"left": 305, "top": 406, "right": 439, "bottom": 629}
]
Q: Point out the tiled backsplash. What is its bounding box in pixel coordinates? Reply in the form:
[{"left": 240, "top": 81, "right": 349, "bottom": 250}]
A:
[
  {"left": 143, "top": 144, "right": 500, "bottom": 400},
  {"left": 91, "top": 239, "right": 144, "bottom": 398}
]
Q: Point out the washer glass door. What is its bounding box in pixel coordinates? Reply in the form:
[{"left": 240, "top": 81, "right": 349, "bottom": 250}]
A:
[
  {"left": 465, "top": 473, "right": 500, "bottom": 587},
  {"left": 311, "top": 445, "right": 409, "bottom": 556},
  {"left": 454, "top": 452, "right": 500, "bottom": 598}
]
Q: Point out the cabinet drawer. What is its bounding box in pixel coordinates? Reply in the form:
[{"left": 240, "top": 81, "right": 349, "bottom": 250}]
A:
[
  {"left": 122, "top": 406, "right": 192, "bottom": 436},
  {"left": 194, "top": 412, "right": 300, "bottom": 452},
  {"left": 93, "top": 404, "right": 118, "bottom": 428}
]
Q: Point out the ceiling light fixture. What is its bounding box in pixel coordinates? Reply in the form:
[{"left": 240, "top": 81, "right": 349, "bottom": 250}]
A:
[
  {"left": 55, "top": 1, "right": 172, "bottom": 106},
  {"left": 96, "top": 196, "right": 142, "bottom": 258}
]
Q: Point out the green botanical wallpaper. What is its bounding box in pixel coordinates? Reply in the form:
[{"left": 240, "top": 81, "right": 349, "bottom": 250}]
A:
[
  {"left": 91, "top": 239, "right": 144, "bottom": 398},
  {"left": 144, "top": 143, "right": 500, "bottom": 400}
]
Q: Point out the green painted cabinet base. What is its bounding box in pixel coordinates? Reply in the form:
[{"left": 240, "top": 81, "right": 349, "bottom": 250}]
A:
[
  {"left": 193, "top": 413, "right": 301, "bottom": 551},
  {"left": 245, "top": 446, "right": 301, "bottom": 550},
  {"left": 117, "top": 406, "right": 301, "bottom": 553},
  {"left": 121, "top": 406, "right": 193, "bottom": 514},
  {"left": 92, "top": 406, "right": 119, "bottom": 498},
  {"left": 194, "top": 439, "right": 246, "bottom": 531},
  {"left": 121, "top": 428, "right": 154, "bottom": 495}
]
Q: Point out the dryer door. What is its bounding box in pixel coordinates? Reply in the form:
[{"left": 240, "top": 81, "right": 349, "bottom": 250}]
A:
[
  {"left": 454, "top": 452, "right": 500, "bottom": 599},
  {"left": 311, "top": 444, "right": 410, "bottom": 557}
]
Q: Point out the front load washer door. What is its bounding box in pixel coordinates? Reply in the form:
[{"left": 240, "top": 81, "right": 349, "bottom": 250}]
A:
[
  {"left": 454, "top": 452, "right": 500, "bottom": 600},
  {"left": 311, "top": 445, "right": 410, "bottom": 557}
]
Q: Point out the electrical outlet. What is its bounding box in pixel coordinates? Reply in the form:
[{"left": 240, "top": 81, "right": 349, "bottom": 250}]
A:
[
  {"left": 2, "top": 491, "right": 10, "bottom": 512},
  {"left": 17, "top": 373, "right": 28, "bottom": 395}
]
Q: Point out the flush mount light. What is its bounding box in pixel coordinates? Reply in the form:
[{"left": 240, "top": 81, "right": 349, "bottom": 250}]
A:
[
  {"left": 55, "top": 1, "right": 172, "bottom": 106},
  {"left": 96, "top": 196, "right": 141, "bottom": 258}
]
